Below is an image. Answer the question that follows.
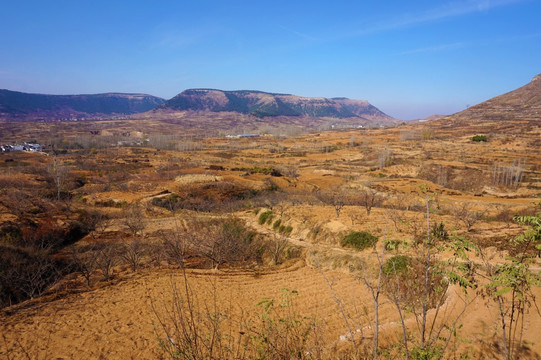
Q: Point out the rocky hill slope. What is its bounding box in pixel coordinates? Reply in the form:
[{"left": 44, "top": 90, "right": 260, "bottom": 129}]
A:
[{"left": 442, "top": 74, "right": 541, "bottom": 124}]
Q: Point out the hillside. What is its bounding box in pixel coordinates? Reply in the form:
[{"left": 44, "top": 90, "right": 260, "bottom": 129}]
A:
[
  {"left": 1, "top": 122, "right": 541, "bottom": 358},
  {"left": 156, "top": 89, "right": 397, "bottom": 125},
  {"left": 0, "top": 90, "right": 166, "bottom": 121},
  {"left": 440, "top": 74, "right": 541, "bottom": 124}
]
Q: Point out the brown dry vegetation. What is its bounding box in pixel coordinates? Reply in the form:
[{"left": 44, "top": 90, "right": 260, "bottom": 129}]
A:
[{"left": 0, "top": 116, "right": 540, "bottom": 359}]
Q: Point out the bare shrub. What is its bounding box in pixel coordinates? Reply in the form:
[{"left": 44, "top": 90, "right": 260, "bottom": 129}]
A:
[
  {"left": 197, "top": 218, "right": 262, "bottom": 269},
  {"left": 0, "top": 246, "right": 60, "bottom": 305},
  {"left": 268, "top": 233, "right": 289, "bottom": 265},
  {"left": 451, "top": 202, "right": 487, "bottom": 232},
  {"left": 249, "top": 289, "right": 318, "bottom": 359},
  {"left": 121, "top": 204, "right": 146, "bottom": 240},
  {"left": 279, "top": 165, "right": 300, "bottom": 185},
  {"left": 79, "top": 209, "right": 111, "bottom": 239},
  {"left": 120, "top": 239, "right": 146, "bottom": 272},
  {"left": 159, "top": 220, "right": 193, "bottom": 268},
  {"left": 377, "top": 147, "right": 393, "bottom": 169},
  {"left": 358, "top": 187, "right": 382, "bottom": 217},
  {"left": 315, "top": 188, "right": 352, "bottom": 218},
  {"left": 153, "top": 274, "right": 319, "bottom": 360},
  {"left": 70, "top": 244, "right": 100, "bottom": 286},
  {"left": 96, "top": 242, "right": 119, "bottom": 281},
  {"left": 152, "top": 272, "right": 243, "bottom": 360}
]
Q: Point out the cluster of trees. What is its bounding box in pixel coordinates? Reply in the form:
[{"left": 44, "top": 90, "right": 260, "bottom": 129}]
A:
[
  {"left": 0, "top": 217, "right": 90, "bottom": 307},
  {"left": 316, "top": 185, "right": 382, "bottom": 218}
]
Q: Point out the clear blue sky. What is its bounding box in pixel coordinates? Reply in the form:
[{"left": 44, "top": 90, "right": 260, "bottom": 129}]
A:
[{"left": 1, "top": 0, "right": 539, "bottom": 120}]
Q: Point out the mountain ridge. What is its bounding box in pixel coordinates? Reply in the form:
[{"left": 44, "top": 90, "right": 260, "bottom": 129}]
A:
[
  {"left": 0, "top": 89, "right": 166, "bottom": 121},
  {"left": 156, "top": 88, "right": 396, "bottom": 124},
  {"left": 0, "top": 87, "right": 397, "bottom": 127}
]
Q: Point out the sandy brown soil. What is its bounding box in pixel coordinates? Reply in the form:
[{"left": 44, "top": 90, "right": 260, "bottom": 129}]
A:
[
  {"left": 2, "top": 259, "right": 539, "bottom": 359},
  {"left": 1, "top": 115, "right": 540, "bottom": 359},
  {"left": 1, "top": 263, "right": 369, "bottom": 359}
]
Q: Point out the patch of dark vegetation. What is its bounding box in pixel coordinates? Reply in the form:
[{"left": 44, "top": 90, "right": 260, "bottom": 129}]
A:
[
  {"left": 341, "top": 231, "right": 378, "bottom": 251},
  {"left": 383, "top": 255, "right": 412, "bottom": 275},
  {"left": 152, "top": 182, "right": 277, "bottom": 212},
  {"left": 231, "top": 166, "right": 283, "bottom": 176},
  {"left": 0, "top": 218, "right": 90, "bottom": 308},
  {"left": 472, "top": 135, "right": 487, "bottom": 142}
]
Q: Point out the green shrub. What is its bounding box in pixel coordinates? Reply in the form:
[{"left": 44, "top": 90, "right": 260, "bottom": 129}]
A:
[
  {"left": 277, "top": 225, "right": 293, "bottom": 235},
  {"left": 384, "top": 239, "right": 403, "bottom": 251},
  {"left": 273, "top": 219, "right": 282, "bottom": 230},
  {"left": 383, "top": 255, "right": 412, "bottom": 275},
  {"left": 341, "top": 231, "right": 378, "bottom": 251},
  {"left": 431, "top": 222, "right": 449, "bottom": 241},
  {"left": 258, "top": 210, "right": 273, "bottom": 225},
  {"left": 472, "top": 135, "right": 487, "bottom": 142}
]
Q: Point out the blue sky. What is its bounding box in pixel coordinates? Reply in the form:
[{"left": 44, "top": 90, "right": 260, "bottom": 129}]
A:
[{"left": 1, "top": 0, "right": 539, "bottom": 119}]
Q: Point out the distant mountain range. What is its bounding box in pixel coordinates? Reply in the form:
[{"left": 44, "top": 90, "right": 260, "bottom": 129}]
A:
[
  {"left": 441, "top": 74, "right": 541, "bottom": 124},
  {"left": 156, "top": 89, "right": 396, "bottom": 124},
  {"left": 4, "top": 75, "right": 538, "bottom": 128},
  {"left": 0, "top": 90, "right": 165, "bottom": 121},
  {"left": 0, "top": 88, "right": 396, "bottom": 126}
]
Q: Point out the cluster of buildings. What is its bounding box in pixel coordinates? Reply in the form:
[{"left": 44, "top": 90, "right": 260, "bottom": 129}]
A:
[
  {"left": 225, "top": 134, "right": 260, "bottom": 139},
  {"left": 0, "top": 143, "right": 43, "bottom": 153}
]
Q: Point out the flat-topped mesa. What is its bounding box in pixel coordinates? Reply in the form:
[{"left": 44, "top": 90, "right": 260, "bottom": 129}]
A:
[{"left": 158, "top": 88, "right": 396, "bottom": 124}]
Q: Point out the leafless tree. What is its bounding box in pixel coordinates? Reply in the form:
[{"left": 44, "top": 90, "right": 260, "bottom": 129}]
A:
[
  {"left": 70, "top": 244, "right": 100, "bottom": 286},
  {"left": 388, "top": 194, "right": 475, "bottom": 357},
  {"left": 385, "top": 259, "right": 411, "bottom": 359},
  {"left": 492, "top": 159, "right": 525, "bottom": 189},
  {"left": 121, "top": 204, "right": 146, "bottom": 240},
  {"left": 359, "top": 187, "right": 382, "bottom": 217},
  {"left": 269, "top": 233, "right": 289, "bottom": 265},
  {"left": 47, "top": 155, "right": 69, "bottom": 201},
  {"left": 121, "top": 239, "right": 146, "bottom": 272},
  {"left": 198, "top": 218, "right": 259, "bottom": 269},
  {"left": 358, "top": 216, "right": 388, "bottom": 356},
  {"left": 18, "top": 249, "right": 58, "bottom": 300},
  {"left": 80, "top": 209, "right": 112, "bottom": 239},
  {"left": 96, "top": 242, "right": 119, "bottom": 281},
  {"left": 159, "top": 218, "right": 192, "bottom": 268},
  {"left": 274, "top": 198, "right": 290, "bottom": 218},
  {"left": 436, "top": 165, "right": 448, "bottom": 187},
  {"left": 452, "top": 202, "right": 487, "bottom": 232},
  {"left": 377, "top": 147, "right": 393, "bottom": 169},
  {"left": 316, "top": 188, "right": 350, "bottom": 218}
]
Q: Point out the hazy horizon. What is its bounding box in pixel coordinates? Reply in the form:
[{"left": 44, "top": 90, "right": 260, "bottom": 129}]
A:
[{"left": 1, "top": 0, "right": 539, "bottom": 120}]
